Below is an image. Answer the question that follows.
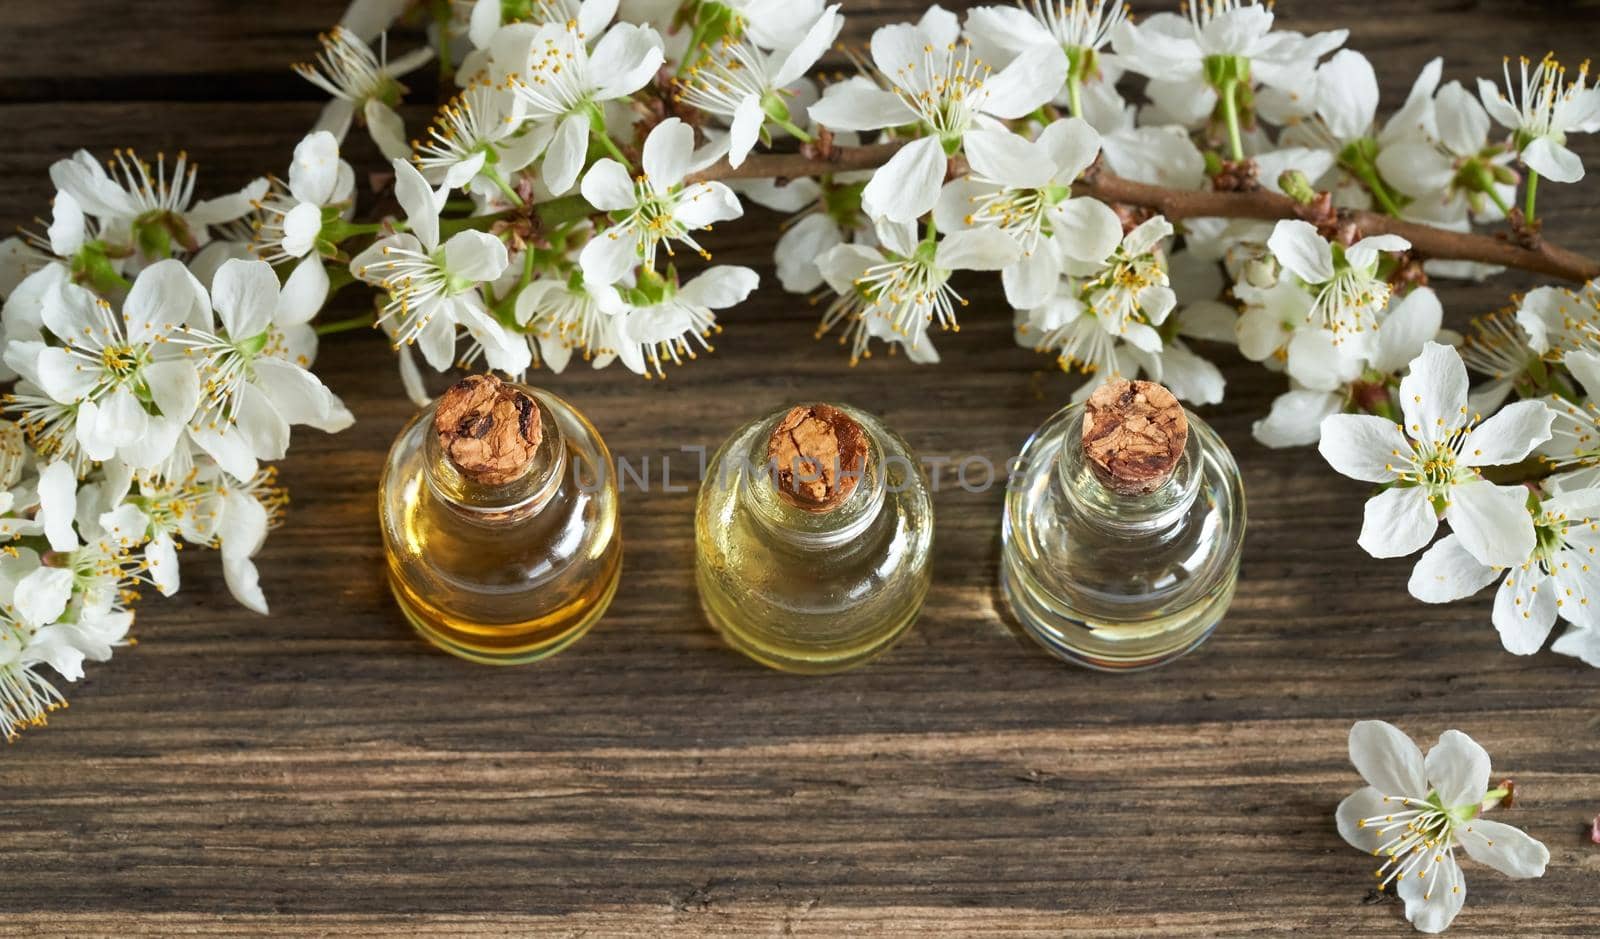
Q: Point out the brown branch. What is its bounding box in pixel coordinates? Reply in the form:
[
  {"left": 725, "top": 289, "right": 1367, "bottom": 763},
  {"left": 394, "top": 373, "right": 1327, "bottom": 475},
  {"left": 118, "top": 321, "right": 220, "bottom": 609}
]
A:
[{"left": 692, "top": 143, "right": 1600, "bottom": 284}]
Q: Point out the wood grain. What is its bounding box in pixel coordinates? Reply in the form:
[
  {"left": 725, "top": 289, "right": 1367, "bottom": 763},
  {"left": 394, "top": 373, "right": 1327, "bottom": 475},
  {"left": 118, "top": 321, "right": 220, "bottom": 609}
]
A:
[{"left": 1, "top": 2, "right": 1598, "bottom": 936}]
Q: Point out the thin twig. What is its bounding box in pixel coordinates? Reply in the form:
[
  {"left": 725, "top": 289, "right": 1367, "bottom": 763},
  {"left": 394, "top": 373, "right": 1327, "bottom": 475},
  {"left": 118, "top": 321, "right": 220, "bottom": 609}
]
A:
[{"left": 691, "top": 143, "right": 1600, "bottom": 284}]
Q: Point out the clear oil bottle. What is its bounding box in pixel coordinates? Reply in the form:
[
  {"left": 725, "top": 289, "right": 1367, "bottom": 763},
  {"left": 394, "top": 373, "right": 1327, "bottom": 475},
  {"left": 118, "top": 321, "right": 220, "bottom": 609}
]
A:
[
  {"left": 695, "top": 403, "right": 934, "bottom": 674},
  {"left": 1001, "top": 380, "right": 1245, "bottom": 670},
  {"left": 380, "top": 374, "right": 621, "bottom": 664}
]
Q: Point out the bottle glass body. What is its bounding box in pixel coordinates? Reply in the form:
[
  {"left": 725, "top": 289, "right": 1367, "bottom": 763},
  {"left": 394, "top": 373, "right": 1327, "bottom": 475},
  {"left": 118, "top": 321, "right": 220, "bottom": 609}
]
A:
[
  {"left": 379, "top": 387, "right": 621, "bottom": 665},
  {"left": 1001, "top": 401, "right": 1245, "bottom": 670},
  {"left": 695, "top": 405, "right": 934, "bottom": 674}
]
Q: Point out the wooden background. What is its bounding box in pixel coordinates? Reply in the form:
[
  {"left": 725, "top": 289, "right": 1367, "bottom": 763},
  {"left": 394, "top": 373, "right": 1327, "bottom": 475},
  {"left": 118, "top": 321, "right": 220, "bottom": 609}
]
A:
[{"left": 2, "top": 1, "right": 1598, "bottom": 935}]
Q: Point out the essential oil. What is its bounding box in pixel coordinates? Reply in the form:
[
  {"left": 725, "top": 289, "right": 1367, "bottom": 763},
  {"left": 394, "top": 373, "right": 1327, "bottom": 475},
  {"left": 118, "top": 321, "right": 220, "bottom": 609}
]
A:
[
  {"left": 1001, "top": 380, "right": 1245, "bottom": 670},
  {"left": 695, "top": 403, "right": 934, "bottom": 673},
  {"left": 380, "top": 375, "right": 621, "bottom": 664}
]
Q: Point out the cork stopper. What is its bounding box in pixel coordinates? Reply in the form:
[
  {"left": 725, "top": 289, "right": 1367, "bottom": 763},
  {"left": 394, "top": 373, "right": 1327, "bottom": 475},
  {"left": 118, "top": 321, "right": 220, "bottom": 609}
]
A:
[
  {"left": 1081, "top": 380, "right": 1187, "bottom": 495},
  {"left": 432, "top": 374, "right": 543, "bottom": 486},
  {"left": 766, "top": 404, "right": 869, "bottom": 512}
]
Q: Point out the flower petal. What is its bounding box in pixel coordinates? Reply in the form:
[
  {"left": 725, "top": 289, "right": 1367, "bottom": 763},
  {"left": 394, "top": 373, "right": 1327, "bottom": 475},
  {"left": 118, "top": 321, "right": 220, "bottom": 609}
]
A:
[
  {"left": 1408, "top": 534, "right": 1500, "bottom": 604},
  {"left": 671, "top": 182, "right": 743, "bottom": 228},
  {"left": 1317, "top": 413, "right": 1408, "bottom": 483},
  {"left": 442, "top": 230, "right": 510, "bottom": 284},
  {"left": 1052, "top": 198, "right": 1122, "bottom": 265},
  {"left": 1424, "top": 729, "right": 1491, "bottom": 808},
  {"left": 36, "top": 461, "right": 78, "bottom": 553},
  {"left": 543, "top": 112, "right": 591, "bottom": 196},
  {"left": 1460, "top": 399, "right": 1553, "bottom": 466},
  {"left": 1358, "top": 486, "right": 1437, "bottom": 558},
  {"left": 392, "top": 158, "right": 442, "bottom": 251},
  {"left": 1394, "top": 851, "right": 1465, "bottom": 934},
  {"left": 964, "top": 128, "right": 1051, "bottom": 188},
  {"left": 643, "top": 116, "right": 694, "bottom": 189},
  {"left": 677, "top": 266, "right": 759, "bottom": 310},
  {"left": 15, "top": 566, "right": 74, "bottom": 629},
  {"left": 1399, "top": 341, "right": 1470, "bottom": 443},
  {"left": 1267, "top": 219, "right": 1334, "bottom": 283},
  {"left": 364, "top": 101, "right": 411, "bottom": 162},
  {"left": 1447, "top": 478, "right": 1536, "bottom": 568},
  {"left": 1252, "top": 389, "right": 1340, "bottom": 449},
  {"left": 807, "top": 76, "right": 916, "bottom": 131},
  {"left": 589, "top": 23, "right": 665, "bottom": 100},
  {"left": 1372, "top": 287, "right": 1443, "bottom": 375},
  {"left": 979, "top": 45, "right": 1068, "bottom": 120},
  {"left": 1522, "top": 135, "right": 1584, "bottom": 184},
  {"left": 211, "top": 258, "right": 280, "bottom": 339},
  {"left": 861, "top": 137, "right": 945, "bottom": 223},
  {"left": 1492, "top": 562, "right": 1557, "bottom": 654},
  {"left": 935, "top": 227, "right": 1021, "bottom": 271},
  {"left": 144, "top": 358, "right": 201, "bottom": 425},
  {"left": 1334, "top": 785, "right": 1390, "bottom": 854},
  {"left": 1551, "top": 624, "right": 1600, "bottom": 666},
  {"left": 1460, "top": 818, "right": 1552, "bottom": 880},
  {"left": 1348, "top": 719, "right": 1427, "bottom": 796},
  {"left": 580, "top": 158, "right": 637, "bottom": 212},
  {"left": 124, "top": 259, "right": 210, "bottom": 340}
]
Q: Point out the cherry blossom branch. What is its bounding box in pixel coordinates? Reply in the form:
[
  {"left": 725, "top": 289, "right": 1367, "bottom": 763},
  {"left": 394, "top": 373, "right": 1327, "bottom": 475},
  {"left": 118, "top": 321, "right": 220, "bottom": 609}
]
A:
[{"left": 691, "top": 144, "right": 1600, "bottom": 284}]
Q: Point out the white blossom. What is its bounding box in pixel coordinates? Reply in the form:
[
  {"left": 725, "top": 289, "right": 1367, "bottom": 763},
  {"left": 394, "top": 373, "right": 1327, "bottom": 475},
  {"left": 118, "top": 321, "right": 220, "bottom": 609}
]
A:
[
  {"left": 601, "top": 266, "right": 759, "bottom": 378},
  {"left": 578, "top": 118, "right": 744, "bottom": 285},
  {"left": 676, "top": 6, "right": 842, "bottom": 167},
  {"left": 934, "top": 119, "right": 1122, "bottom": 309},
  {"left": 1411, "top": 486, "right": 1600, "bottom": 657},
  {"left": 816, "top": 217, "right": 1018, "bottom": 363},
  {"left": 49, "top": 150, "right": 266, "bottom": 262},
  {"left": 350, "top": 159, "right": 528, "bottom": 375},
  {"left": 807, "top": 10, "right": 1067, "bottom": 222},
  {"left": 503, "top": 19, "right": 665, "bottom": 194},
  {"left": 1337, "top": 721, "right": 1547, "bottom": 933},
  {"left": 1478, "top": 54, "right": 1600, "bottom": 184},
  {"left": 295, "top": 28, "right": 434, "bottom": 160},
  {"left": 1267, "top": 219, "right": 1409, "bottom": 347},
  {"left": 1319, "top": 342, "right": 1553, "bottom": 566}
]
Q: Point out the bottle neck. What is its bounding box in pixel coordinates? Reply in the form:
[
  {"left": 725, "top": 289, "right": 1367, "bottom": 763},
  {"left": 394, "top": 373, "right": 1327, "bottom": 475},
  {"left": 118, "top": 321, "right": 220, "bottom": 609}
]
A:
[
  {"left": 424, "top": 404, "right": 567, "bottom": 524},
  {"left": 1054, "top": 408, "right": 1199, "bottom": 534},
  {"left": 738, "top": 410, "right": 886, "bottom": 550}
]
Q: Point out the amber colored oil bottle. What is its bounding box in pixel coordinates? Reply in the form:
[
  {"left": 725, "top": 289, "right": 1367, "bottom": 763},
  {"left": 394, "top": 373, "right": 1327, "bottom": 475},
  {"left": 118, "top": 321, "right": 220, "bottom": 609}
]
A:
[{"left": 379, "top": 374, "right": 621, "bottom": 664}]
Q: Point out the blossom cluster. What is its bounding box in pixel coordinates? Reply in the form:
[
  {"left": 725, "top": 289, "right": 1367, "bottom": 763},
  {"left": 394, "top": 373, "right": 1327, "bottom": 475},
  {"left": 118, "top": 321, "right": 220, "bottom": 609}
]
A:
[{"left": 0, "top": 141, "right": 354, "bottom": 738}]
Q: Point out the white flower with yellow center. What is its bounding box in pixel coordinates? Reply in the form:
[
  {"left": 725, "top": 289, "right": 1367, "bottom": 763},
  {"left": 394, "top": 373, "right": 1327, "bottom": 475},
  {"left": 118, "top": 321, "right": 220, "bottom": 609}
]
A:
[
  {"left": 935, "top": 119, "right": 1123, "bottom": 309},
  {"left": 174, "top": 259, "right": 353, "bottom": 484},
  {"left": 1267, "top": 219, "right": 1410, "bottom": 348},
  {"left": 1318, "top": 342, "right": 1553, "bottom": 566},
  {"left": 1411, "top": 486, "right": 1600, "bottom": 658},
  {"left": 513, "top": 275, "right": 625, "bottom": 374},
  {"left": 502, "top": 19, "right": 665, "bottom": 194},
  {"left": 675, "top": 6, "right": 842, "bottom": 167},
  {"left": 807, "top": 9, "right": 1067, "bottom": 222},
  {"left": 815, "top": 217, "right": 1018, "bottom": 364},
  {"left": 578, "top": 118, "right": 744, "bottom": 285},
  {"left": 1336, "top": 721, "right": 1547, "bottom": 933},
  {"left": 598, "top": 266, "right": 758, "bottom": 379},
  {"left": 2, "top": 260, "right": 205, "bottom": 473},
  {"left": 413, "top": 82, "right": 552, "bottom": 197},
  {"left": 1515, "top": 280, "right": 1600, "bottom": 359},
  {"left": 48, "top": 149, "right": 267, "bottom": 262},
  {"left": 251, "top": 131, "right": 356, "bottom": 266},
  {"left": 1478, "top": 54, "right": 1600, "bottom": 184},
  {"left": 295, "top": 27, "right": 434, "bottom": 161},
  {"left": 350, "top": 159, "right": 529, "bottom": 376}
]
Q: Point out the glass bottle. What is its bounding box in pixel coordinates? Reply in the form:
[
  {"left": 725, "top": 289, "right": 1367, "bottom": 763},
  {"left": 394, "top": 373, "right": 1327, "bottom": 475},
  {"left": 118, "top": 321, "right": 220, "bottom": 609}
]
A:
[
  {"left": 379, "top": 374, "right": 621, "bottom": 664},
  {"left": 1001, "top": 380, "right": 1246, "bottom": 670},
  {"left": 695, "top": 403, "right": 934, "bottom": 674}
]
